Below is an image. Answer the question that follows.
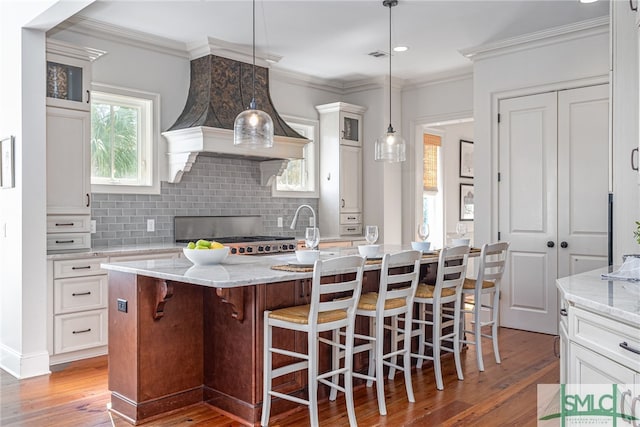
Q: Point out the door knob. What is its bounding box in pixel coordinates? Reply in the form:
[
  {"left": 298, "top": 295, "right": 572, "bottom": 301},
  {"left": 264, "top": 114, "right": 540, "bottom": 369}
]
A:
[
  {"left": 560, "top": 241, "right": 568, "bottom": 248},
  {"left": 547, "top": 241, "right": 555, "bottom": 248}
]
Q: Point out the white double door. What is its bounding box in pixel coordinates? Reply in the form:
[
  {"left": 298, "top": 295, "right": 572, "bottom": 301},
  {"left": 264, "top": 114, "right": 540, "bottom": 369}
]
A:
[{"left": 498, "top": 84, "right": 609, "bottom": 335}]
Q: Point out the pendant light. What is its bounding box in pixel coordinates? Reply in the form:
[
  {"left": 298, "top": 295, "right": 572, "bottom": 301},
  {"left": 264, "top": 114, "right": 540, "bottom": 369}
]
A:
[
  {"left": 374, "top": 0, "right": 406, "bottom": 163},
  {"left": 233, "top": 0, "right": 274, "bottom": 148}
]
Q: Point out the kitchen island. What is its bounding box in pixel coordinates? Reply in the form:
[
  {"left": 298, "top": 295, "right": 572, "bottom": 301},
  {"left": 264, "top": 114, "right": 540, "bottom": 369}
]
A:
[{"left": 102, "top": 246, "right": 441, "bottom": 425}]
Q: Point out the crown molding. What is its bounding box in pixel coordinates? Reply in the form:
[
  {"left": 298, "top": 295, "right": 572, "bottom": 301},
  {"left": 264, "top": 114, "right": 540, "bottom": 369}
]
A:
[
  {"left": 46, "top": 38, "right": 106, "bottom": 62},
  {"left": 53, "top": 15, "right": 190, "bottom": 58},
  {"left": 269, "top": 68, "right": 347, "bottom": 94},
  {"left": 402, "top": 67, "right": 473, "bottom": 91},
  {"left": 460, "top": 16, "right": 609, "bottom": 62},
  {"left": 186, "top": 37, "right": 282, "bottom": 65}
]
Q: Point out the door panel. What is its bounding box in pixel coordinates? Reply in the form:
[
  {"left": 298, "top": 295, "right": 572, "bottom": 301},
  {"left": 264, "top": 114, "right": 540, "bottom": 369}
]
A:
[
  {"left": 557, "top": 85, "right": 609, "bottom": 279},
  {"left": 498, "top": 85, "right": 609, "bottom": 335},
  {"left": 499, "top": 92, "right": 558, "bottom": 334}
]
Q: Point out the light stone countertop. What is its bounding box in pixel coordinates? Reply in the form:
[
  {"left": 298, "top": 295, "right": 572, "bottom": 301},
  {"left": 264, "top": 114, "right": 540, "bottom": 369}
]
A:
[
  {"left": 101, "top": 244, "right": 440, "bottom": 288},
  {"left": 556, "top": 266, "right": 640, "bottom": 326},
  {"left": 47, "top": 243, "right": 183, "bottom": 260}
]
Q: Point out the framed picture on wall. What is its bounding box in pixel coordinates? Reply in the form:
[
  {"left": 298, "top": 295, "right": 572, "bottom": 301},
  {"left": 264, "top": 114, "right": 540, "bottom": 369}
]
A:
[
  {"left": 460, "top": 183, "right": 474, "bottom": 221},
  {"left": 459, "top": 139, "right": 474, "bottom": 179},
  {"left": 0, "top": 135, "right": 15, "bottom": 189}
]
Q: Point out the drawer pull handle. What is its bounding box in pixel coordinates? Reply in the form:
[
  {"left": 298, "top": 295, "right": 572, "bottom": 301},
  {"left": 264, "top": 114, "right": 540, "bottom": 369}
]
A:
[
  {"left": 72, "top": 291, "right": 91, "bottom": 296},
  {"left": 55, "top": 223, "right": 74, "bottom": 226},
  {"left": 72, "top": 328, "right": 91, "bottom": 335},
  {"left": 55, "top": 240, "right": 75, "bottom": 244},
  {"left": 560, "top": 308, "right": 568, "bottom": 317},
  {"left": 347, "top": 216, "right": 356, "bottom": 220},
  {"left": 619, "top": 341, "right": 640, "bottom": 355},
  {"left": 71, "top": 266, "right": 91, "bottom": 270}
]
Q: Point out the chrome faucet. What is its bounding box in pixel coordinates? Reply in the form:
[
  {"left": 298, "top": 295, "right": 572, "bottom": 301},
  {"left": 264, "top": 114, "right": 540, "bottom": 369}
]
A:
[{"left": 289, "top": 204, "right": 317, "bottom": 231}]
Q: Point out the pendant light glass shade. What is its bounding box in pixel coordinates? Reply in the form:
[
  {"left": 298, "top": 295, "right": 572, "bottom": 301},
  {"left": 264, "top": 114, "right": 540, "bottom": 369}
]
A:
[
  {"left": 375, "top": 125, "right": 406, "bottom": 162},
  {"left": 234, "top": 100, "right": 274, "bottom": 147},
  {"left": 233, "top": 0, "right": 274, "bottom": 148},
  {"left": 375, "top": 0, "right": 406, "bottom": 163}
]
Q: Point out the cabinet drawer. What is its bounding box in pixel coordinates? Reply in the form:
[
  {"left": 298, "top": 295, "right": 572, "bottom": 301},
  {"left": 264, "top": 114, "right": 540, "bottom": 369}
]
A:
[
  {"left": 54, "top": 257, "right": 108, "bottom": 279},
  {"left": 570, "top": 306, "right": 640, "bottom": 372},
  {"left": 54, "top": 275, "right": 107, "bottom": 314},
  {"left": 340, "top": 224, "right": 362, "bottom": 235},
  {"left": 47, "top": 215, "right": 90, "bottom": 233},
  {"left": 340, "top": 213, "right": 361, "bottom": 224},
  {"left": 47, "top": 233, "right": 91, "bottom": 251},
  {"left": 54, "top": 309, "right": 107, "bottom": 354}
]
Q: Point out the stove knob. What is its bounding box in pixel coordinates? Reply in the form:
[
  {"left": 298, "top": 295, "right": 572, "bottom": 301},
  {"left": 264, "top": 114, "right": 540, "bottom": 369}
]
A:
[
  {"left": 257, "top": 246, "right": 264, "bottom": 252},
  {"left": 247, "top": 247, "right": 253, "bottom": 253},
  {"left": 230, "top": 247, "right": 237, "bottom": 254},
  {"left": 288, "top": 244, "right": 295, "bottom": 250},
  {"left": 238, "top": 247, "right": 245, "bottom": 254},
  {"left": 281, "top": 244, "right": 288, "bottom": 251},
  {"left": 265, "top": 245, "right": 271, "bottom": 251}
]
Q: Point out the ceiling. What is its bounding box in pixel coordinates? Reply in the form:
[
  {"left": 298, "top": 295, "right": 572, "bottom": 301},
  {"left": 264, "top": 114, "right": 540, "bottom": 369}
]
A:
[{"left": 66, "top": 0, "right": 609, "bottom": 85}]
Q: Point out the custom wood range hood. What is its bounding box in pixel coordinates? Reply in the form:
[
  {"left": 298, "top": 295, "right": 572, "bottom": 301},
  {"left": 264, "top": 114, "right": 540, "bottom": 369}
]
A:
[{"left": 162, "top": 39, "right": 309, "bottom": 184}]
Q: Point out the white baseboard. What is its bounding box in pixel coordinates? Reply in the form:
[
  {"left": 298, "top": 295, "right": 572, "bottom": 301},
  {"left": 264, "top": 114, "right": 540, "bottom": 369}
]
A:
[{"left": 0, "top": 344, "right": 51, "bottom": 379}]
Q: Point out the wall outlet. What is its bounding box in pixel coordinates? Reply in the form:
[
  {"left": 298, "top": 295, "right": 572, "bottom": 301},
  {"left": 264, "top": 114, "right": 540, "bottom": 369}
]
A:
[
  {"left": 277, "top": 217, "right": 283, "bottom": 228},
  {"left": 90, "top": 220, "right": 96, "bottom": 234},
  {"left": 147, "top": 219, "right": 155, "bottom": 232},
  {"left": 117, "top": 298, "right": 128, "bottom": 313}
]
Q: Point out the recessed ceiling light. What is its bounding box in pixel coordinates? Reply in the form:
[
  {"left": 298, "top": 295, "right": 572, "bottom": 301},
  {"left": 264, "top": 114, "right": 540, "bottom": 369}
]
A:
[
  {"left": 579, "top": 0, "right": 598, "bottom": 3},
  {"left": 393, "top": 46, "right": 408, "bottom": 52}
]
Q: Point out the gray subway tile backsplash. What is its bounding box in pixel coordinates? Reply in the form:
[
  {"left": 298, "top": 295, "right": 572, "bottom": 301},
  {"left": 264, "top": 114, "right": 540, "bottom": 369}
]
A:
[{"left": 91, "top": 156, "right": 317, "bottom": 248}]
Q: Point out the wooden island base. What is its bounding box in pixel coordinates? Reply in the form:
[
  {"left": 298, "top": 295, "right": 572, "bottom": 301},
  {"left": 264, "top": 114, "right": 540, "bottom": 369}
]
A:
[{"left": 107, "top": 262, "right": 437, "bottom": 425}]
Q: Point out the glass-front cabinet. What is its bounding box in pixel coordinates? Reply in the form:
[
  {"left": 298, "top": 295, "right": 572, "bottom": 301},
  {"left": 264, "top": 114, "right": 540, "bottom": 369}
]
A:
[
  {"left": 340, "top": 111, "right": 362, "bottom": 147},
  {"left": 45, "top": 40, "right": 104, "bottom": 111}
]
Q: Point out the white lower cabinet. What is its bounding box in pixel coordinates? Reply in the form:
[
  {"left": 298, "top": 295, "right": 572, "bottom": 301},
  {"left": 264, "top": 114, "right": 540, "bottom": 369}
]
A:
[{"left": 48, "top": 249, "right": 181, "bottom": 365}]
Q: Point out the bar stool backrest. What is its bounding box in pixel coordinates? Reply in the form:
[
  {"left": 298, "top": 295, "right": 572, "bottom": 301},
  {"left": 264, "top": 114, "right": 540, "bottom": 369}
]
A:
[
  {"left": 308, "top": 255, "right": 366, "bottom": 326},
  {"left": 376, "top": 250, "right": 422, "bottom": 313},
  {"left": 476, "top": 242, "right": 509, "bottom": 288},
  {"left": 434, "top": 245, "right": 470, "bottom": 298}
]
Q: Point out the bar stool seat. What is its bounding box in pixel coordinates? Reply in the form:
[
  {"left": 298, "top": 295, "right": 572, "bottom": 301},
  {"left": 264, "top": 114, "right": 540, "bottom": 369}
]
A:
[
  {"left": 462, "top": 278, "right": 495, "bottom": 290},
  {"left": 261, "top": 255, "right": 366, "bottom": 427},
  {"left": 415, "top": 284, "right": 456, "bottom": 298}
]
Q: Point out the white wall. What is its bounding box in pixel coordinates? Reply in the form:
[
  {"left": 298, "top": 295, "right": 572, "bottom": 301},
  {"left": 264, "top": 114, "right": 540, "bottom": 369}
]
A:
[
  {"left": 0, "top": 0, "right": 93, "bottom": 379},
  {"left": 401, "top": 74, "right": 474, "bottom": 243},
  {"left": 471, "top": 24, "right": 609, "bottom": 247}
]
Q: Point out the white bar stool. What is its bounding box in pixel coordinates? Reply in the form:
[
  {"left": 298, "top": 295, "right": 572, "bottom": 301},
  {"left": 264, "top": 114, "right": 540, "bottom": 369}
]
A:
[
  {"left": 261, "top": 255, "right": 365, "bottom": 427},
  {"left": 410, "top": 245, "right": 469, "bottom": 390},
  {"left": 332, "top": 250, "right": 422, "bottom": 416},
  {"left": 460, "top": 241, "right": 509, "bottom": 372}
]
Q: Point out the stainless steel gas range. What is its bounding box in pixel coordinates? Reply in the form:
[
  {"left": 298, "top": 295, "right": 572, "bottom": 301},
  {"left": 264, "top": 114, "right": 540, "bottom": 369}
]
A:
[{"left": 174, "top": 215, "right": 297, "bottom": 255}]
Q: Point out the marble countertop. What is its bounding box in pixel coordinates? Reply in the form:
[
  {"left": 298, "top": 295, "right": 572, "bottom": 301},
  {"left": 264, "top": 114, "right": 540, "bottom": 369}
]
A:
[
  {"left": 556, "top": 266, "right": 640, "bottom": 326},
  {"left": 47, "top": 243, "right": 183, "bottom": 260},
  {"left": 101, "top": 244, "right": 441, "bottom": 288}
]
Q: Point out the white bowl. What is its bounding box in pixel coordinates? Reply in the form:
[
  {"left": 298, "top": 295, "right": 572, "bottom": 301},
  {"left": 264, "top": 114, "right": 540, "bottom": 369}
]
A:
[
  {"left": 411, "top": 241, "right": 431, "bottom": 252},
  {"left": 183, "top": 246, "right": 229, "bottom": 265},
  {"left": 358, "top": 244, "right": 380, "bottom": 258},
  {"left": 295, "top": 249, "right": 320, "bottom": 264},
  {"left": 451, "top": 238, "right": 470, "bottom": 247}
]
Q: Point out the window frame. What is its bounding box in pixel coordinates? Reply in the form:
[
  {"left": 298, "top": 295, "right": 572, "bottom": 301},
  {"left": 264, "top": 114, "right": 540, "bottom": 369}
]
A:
[
  {"left": 90, "top": 83, "right": 160, "bottom": 195},
  {"left": 271, "top": 115, "right": 319, "bottom": 198}
]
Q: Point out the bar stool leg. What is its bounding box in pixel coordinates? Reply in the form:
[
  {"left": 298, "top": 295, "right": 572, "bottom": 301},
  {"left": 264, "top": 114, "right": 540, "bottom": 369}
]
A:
[
  {"left": 492, "top": 289, "right": 501, "bottom": 364},
  {"left": 329, "top": 329, "right": 340, "bottom": 402},
  {"left": 416, "top": 304, "right": 426, "bottom": 369},
  {"left": 374, "top": 315, "right": 387, "bottom": 416},
  {"left": 308, "top": 332, "right": 319, "bottom": 426},
  {"left": 261, "top": 314, "right": 273, "bottom": 427},
  {"left": 474, "top": 294, "right": 485, "bottom": 372},
  {"left": 366, "top": 317, "right": 375, "bottom": 387},
  {"left": 433, "top": 305, "right": 444, "bottom": 391},
  {"left": 402, "top": 316, "right": 416, "bottom": 403},
  {"left": 388, "top": 315, "right": 399, "bottom": 379},
  {"left": 344, "top": 325, "right": 358, "bottom": 427},
  {"left": 453, "top": 297, "right": 464, "bottom": 381}
]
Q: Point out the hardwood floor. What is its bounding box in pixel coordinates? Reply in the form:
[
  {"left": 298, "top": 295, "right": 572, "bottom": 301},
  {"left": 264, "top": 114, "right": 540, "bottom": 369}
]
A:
[{"left": 0, "top": 327, "right": 558, "bottom": 426}]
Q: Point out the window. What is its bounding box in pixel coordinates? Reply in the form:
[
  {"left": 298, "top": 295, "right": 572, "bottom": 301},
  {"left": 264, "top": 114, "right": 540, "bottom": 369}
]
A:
[
  {"left": 422, "top": 132, "right": 443, "bottom": 249},
  {"left": 272, "top": 116, "right": 319, "bottom": 198},
  {"left": 90, "top": 83, "right": 160, "bottom": 194}
]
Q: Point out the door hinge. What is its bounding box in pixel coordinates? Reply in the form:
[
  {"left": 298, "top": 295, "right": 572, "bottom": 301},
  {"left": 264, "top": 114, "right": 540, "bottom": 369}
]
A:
[{"left": 497, "top": 113, "right": 501, "bottom": 123}]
